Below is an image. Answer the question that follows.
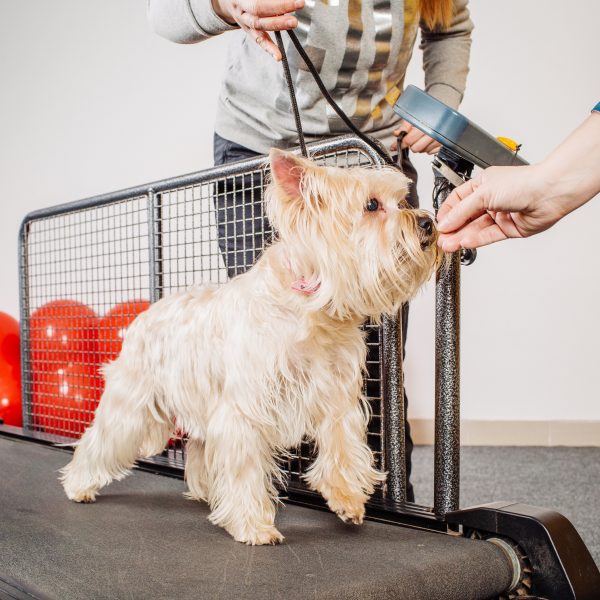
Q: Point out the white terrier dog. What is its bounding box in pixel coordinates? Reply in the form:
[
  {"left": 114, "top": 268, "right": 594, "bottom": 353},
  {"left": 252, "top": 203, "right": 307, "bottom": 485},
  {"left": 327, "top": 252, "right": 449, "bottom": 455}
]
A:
[{"left": 61, "top": 149, "right": 439, "bottom": 545}]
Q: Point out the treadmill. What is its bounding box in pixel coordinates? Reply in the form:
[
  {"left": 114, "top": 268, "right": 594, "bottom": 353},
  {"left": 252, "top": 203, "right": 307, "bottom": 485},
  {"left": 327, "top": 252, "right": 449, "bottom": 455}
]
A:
[{"left": 1, "top": 86, "right": 598, "bottom": 600}]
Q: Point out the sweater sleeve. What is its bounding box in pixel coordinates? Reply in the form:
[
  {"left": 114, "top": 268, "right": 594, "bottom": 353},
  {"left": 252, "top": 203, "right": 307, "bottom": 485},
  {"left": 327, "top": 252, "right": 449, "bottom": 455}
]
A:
[
  {"left": 419, "top": 0, "right": 473, "bottom": 109},
  {"left": 146, "top": 0, "right": 237, "bottom": 44}
]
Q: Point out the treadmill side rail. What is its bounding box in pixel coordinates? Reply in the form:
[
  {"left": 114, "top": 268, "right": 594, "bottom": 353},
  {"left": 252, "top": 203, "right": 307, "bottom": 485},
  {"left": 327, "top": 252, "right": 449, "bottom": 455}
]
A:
[{"left": 446, "top": 502, "right": 600, "bottom": 600}]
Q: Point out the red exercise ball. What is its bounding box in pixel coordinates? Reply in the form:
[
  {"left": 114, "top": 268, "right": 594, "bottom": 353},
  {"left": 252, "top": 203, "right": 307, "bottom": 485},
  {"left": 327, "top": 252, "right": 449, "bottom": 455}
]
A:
[
  {"left": 31, "top": 361, "right": 103, "bottom": 437},
  {"left": 0, "top": 371, "right": 22, "bottom": 427},
  {"left": 0, "top": 311, "right": 20, "bottom": 373},
  {"left": 98, "top": 300, "right": 150, "bottom": 362},
  {"left": 0, "top": 312, "right": 22, "bottom": 427},
  {"left": 30, "top": 300, "right": 99, "bottom": 372}
]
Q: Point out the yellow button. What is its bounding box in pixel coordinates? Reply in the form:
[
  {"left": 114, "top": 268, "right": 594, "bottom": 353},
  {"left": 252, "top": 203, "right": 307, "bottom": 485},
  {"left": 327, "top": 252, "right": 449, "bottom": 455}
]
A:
[{"left": 497, "top": 137, "right": 522, "bottom": 152}]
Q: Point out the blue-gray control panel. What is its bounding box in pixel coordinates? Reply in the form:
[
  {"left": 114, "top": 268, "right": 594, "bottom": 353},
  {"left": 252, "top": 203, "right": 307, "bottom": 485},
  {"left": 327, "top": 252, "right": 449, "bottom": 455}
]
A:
[{"left": 394, "top": 86, "right": 528, "bottom": 168}]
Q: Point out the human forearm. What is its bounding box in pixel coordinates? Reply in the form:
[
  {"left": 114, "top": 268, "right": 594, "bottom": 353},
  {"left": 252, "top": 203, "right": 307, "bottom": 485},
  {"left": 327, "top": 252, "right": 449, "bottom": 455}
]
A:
[
  {"left": 395, "top": 0, "right": 473, "bottom": 154},
  {"left": 148, "top": 0, "right": 302, "bottom": 59},
  {"left": 420, "top": 0, "right": 473, "bottom": 109},
  {"left": 147, "top": 0, "right": 237, "bottom": 44},
  {"left": 536, "top": 112, "right": 600, "bottom": 218},
  {"left": 211, "top": 0, "right": 234, "bottom": 23},
  {"left": 436, "top": 111, "right": 600, "bottom": 251}
]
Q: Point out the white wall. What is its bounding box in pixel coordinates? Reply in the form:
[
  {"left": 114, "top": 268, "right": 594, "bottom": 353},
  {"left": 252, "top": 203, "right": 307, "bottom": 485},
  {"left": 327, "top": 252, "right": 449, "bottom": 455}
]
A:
[{"left": 1, "top": 0, "right": 598, "bottom": 423}]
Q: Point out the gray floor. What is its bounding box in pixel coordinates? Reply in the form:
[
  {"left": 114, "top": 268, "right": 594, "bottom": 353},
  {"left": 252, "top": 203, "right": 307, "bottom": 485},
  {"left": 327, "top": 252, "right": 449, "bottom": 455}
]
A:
[{"left": 411, "top": 446, "right": 600, "bottom": 565}]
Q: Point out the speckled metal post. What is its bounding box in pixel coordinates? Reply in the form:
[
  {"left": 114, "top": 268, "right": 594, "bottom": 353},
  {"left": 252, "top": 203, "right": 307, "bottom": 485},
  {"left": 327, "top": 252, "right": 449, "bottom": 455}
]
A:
[
  {"left": 433, "top": 240, "right": 461, "bottom": 516},
  {"left": 382, "top": 311, "right": 406, "bottom": 503},
  {"left": 432, "top": 150, "right": 473, "bottom": 516}
]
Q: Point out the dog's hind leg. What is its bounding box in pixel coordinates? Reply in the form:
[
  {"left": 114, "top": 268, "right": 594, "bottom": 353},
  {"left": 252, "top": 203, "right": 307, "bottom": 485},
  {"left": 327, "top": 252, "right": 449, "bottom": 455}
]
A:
[
  {"left": 60, "top": 364, "right": 168, "bottom": 503},
  {"left": 183, "top": 438, "right": 208, "bottom": 502},
  {"left": 203, "top": 404, "right": 283, "bottom": 545}
]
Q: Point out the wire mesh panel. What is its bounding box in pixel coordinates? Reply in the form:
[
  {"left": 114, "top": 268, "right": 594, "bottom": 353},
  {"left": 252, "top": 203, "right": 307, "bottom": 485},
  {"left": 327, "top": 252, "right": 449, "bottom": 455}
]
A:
[
  {"left": 19, "top": 135, "right": 399, "bottom": 502},
  {"left": 21, "top": 197, "right": 150, "bottom": 438}
]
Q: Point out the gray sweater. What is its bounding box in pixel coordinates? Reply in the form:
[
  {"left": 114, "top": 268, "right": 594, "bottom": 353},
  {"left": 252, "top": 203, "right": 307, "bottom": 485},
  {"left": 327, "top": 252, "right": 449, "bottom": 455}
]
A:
[{"left": 147, "top": 0, "right": 473, "bottom": 154}]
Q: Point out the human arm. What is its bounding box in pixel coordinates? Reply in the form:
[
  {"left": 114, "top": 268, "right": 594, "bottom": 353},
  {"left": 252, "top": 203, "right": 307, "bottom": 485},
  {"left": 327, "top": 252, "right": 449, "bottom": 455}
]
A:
[
  {"left": 436, "top": 111, "right": 600, "bottom": 251},
  {"left": 392, "top": 0, "right": 473, "bottom": 154},
  {"left": 147, "top": 0, "right": 303, "bottom": 60}
]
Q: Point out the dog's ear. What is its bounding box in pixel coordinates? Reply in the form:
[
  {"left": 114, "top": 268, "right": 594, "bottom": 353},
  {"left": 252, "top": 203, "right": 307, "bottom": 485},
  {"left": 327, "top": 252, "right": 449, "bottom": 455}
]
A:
[{"left": 269, "top": 149, "right": 311, "bottom": 201}]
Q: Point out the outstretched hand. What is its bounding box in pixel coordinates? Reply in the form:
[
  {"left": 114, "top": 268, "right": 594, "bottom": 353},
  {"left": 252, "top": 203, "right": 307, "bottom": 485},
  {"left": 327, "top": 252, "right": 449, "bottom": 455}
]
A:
[
  {"left": 436, "top": 165, "right": 565, "bottom": 252},
  {"left": 212, "top": 0, "right": 304, "bottom": 61}
]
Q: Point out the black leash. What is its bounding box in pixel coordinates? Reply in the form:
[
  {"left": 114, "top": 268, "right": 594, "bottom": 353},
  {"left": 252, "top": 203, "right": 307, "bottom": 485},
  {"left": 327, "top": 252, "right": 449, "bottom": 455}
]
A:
[
  {"left": 274, "top": 31, "right": 308, "bottom": 158},
  {"left": 274, "top": 29, "right": 397, "bottom": 168}
]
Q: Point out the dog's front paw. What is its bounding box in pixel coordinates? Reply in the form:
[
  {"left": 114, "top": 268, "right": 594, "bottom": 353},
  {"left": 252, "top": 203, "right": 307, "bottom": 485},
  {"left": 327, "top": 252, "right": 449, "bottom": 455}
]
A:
[
  {"left": 326, "top": 489, "right": 367, "bottom": 525},
  {"left": 334, "top": 504, "right": 365, "bottom": 525},
  {"left": 232, "top": 526, "right": 284, "bottom": 546}
]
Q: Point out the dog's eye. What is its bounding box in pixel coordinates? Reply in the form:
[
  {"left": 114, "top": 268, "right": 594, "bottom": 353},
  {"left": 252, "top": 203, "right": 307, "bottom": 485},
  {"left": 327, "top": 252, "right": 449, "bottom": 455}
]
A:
[{"left": 366, "top": 198, "right": 380, "bottom": 212}]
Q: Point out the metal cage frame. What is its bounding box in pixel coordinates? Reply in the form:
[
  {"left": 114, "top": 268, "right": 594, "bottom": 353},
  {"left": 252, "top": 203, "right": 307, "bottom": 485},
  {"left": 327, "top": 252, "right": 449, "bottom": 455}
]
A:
[{"left": 15, "top": 134, "right": 448, "bottom": 522}]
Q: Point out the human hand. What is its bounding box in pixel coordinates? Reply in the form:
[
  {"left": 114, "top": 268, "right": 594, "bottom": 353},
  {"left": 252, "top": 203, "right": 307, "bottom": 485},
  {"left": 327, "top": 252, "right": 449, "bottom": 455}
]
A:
[
  {"left": 436, "top": 165, "right": 565, "bottom": 252},
  {"left": 390, "top": 121, "right": 441, "bottom": 154},
  {"left": 212, "top": 0, "right": 304, "bottom": 61}
]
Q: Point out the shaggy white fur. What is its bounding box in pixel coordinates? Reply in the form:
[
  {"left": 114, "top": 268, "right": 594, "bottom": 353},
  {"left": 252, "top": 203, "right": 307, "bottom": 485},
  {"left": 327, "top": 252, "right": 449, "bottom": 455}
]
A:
[{"left": 61, "top": 149, "right": 440, "bottom": 545}]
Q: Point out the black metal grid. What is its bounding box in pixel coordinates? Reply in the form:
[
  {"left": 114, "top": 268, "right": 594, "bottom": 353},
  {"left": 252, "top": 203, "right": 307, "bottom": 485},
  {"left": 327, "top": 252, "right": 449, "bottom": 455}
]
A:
[{"left": 19, "top": 136, "right": 392, "bottom": 499}]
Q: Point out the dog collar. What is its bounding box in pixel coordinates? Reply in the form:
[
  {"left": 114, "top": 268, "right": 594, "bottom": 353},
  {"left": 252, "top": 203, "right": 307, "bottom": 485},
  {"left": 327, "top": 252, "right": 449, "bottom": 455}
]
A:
[
  {"left": 291, "top": 276, "right": 321, "bottom": 295},
  {"left": 286, "top": 256, "right": 321, "bottom": 295}
]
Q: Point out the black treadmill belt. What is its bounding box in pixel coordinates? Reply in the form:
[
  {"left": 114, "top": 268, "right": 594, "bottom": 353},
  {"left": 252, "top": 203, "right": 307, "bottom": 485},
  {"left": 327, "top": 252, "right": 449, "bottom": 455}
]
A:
[{"left": 0, "top": 437, "right": 513, "bottom": 600}]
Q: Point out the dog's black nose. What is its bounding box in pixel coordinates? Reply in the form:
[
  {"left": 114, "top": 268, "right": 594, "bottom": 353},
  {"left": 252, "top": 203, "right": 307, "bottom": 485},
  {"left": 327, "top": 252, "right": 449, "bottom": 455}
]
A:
[{"left": 417, "top": 216, "right": 433, "bottom": 237}]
